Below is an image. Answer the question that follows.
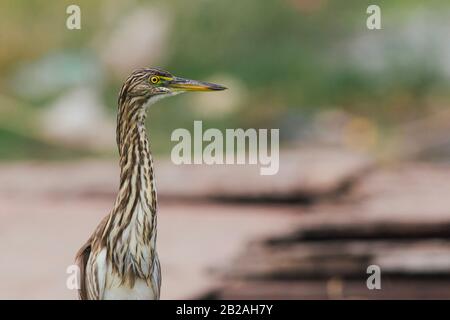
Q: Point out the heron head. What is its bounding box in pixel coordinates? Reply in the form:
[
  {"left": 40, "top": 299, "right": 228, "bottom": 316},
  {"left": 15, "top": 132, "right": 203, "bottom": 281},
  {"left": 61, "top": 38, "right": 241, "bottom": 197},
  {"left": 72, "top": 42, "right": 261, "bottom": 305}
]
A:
[{"left": 120, "top": 68, "right": 227, "bottom": 106}]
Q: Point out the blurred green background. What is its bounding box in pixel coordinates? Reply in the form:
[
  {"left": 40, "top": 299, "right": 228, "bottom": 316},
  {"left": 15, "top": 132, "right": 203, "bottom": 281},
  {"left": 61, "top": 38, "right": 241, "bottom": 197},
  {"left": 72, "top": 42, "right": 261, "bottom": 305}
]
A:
[
  {"left": 1, "top": 0, "right": 449, "bottom": 160},
  {"left": 2, "top": 0, "right": 450, "bottom": 301}
]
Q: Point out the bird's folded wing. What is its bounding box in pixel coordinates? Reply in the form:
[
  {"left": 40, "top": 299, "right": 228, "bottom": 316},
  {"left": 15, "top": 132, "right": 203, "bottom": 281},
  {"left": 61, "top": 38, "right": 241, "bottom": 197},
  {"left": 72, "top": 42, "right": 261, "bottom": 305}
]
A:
[
  {"left": 75, "top": 215, "right": 110, "bottom": 300},
  {"left": 75, "top": 242, "right": 91, "bottom": 300}
]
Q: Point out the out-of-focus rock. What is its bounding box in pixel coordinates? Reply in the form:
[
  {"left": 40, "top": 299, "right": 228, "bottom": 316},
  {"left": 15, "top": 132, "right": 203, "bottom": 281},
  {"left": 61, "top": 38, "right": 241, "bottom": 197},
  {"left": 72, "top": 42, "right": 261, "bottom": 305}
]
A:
[
  {"left": 158, "top": 147, "right": 373, "bottom": 201},
  {"left": 215, "top": 162, "right": 450, "bottom": 299},
  {"left": 39, "top": 87, "right": 115, "bottom": 150}
]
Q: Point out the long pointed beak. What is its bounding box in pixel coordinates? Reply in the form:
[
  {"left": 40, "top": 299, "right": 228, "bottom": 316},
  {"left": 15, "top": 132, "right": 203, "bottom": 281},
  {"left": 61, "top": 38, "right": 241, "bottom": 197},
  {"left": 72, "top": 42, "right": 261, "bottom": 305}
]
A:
[{"left": 168, "top": 76, "right": 227, "bottom": 91}]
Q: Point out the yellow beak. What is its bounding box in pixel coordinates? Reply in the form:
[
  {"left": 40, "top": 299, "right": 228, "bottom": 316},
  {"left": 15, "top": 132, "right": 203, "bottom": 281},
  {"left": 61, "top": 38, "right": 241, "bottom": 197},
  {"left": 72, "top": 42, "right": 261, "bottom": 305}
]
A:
[{"left": 168, "top": 77, "right": 227, "bottom": 91}]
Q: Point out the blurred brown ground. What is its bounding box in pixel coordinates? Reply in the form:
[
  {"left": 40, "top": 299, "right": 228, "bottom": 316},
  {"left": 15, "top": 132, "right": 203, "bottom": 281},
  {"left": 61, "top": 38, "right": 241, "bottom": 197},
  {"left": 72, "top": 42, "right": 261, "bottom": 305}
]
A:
[
  {"left": 1, "top": 147, "right": 450, "bottom": 299},
  {"left": 0, "top": 165, "right": 299, "bottom": 299}
]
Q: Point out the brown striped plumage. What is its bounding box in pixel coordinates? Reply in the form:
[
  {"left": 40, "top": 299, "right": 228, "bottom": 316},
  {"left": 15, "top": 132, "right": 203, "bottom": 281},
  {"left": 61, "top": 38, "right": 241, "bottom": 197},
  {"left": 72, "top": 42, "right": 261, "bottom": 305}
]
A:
[{"left": 75, "top": 68, "right": 226, "bottom": 300}]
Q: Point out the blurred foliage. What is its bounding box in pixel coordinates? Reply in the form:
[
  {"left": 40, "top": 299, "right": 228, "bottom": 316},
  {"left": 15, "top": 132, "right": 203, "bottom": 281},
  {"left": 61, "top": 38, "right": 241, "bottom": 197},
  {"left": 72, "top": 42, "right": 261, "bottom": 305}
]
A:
[{"left": 0, "top": 0, "right": 449, "bottom": 159}]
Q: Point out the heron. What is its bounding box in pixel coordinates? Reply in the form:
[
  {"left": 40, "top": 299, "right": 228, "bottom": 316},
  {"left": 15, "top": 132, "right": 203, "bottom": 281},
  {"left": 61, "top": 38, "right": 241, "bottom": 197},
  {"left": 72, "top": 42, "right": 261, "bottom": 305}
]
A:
[{"left": 76, "top": 68, "right": 226, "bottom": 300}]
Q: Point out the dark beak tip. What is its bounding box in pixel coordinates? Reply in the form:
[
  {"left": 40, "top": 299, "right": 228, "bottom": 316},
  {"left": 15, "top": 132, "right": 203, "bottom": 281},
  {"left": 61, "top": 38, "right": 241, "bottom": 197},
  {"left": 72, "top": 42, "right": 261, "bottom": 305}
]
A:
[{"left": 210, "top": 82, "right": 227, "bottom": 90}]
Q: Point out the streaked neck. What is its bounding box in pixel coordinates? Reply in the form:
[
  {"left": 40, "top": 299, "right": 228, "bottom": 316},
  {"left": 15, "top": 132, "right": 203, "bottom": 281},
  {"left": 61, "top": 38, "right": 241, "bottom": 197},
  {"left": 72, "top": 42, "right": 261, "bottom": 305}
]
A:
[{"left": 104, "top": 99, "right": 158, "bottom": 277}]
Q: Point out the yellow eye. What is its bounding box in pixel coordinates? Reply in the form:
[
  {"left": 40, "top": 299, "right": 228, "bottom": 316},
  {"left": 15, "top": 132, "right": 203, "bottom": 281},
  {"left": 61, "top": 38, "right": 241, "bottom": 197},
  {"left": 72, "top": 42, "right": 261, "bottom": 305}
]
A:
[{"left": 150, "top": 76, "right": 159, "bottom": 84}]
